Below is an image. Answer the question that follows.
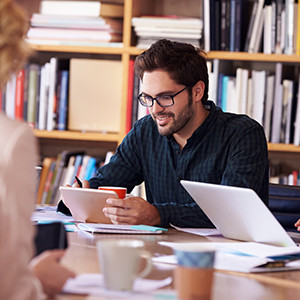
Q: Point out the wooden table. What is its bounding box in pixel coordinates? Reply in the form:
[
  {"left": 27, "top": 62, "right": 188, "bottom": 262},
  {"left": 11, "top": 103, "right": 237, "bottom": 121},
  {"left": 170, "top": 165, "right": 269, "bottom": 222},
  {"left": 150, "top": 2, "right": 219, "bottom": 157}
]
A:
[{"left": 57, "top": 229, "right": 300, "bottom": 299}]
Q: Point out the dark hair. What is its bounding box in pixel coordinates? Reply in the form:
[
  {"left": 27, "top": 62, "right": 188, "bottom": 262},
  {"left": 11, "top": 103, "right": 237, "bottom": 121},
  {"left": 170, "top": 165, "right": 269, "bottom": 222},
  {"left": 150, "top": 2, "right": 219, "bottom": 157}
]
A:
[{"left": 134, "top": 39, "right": 209, "bottom": 103}]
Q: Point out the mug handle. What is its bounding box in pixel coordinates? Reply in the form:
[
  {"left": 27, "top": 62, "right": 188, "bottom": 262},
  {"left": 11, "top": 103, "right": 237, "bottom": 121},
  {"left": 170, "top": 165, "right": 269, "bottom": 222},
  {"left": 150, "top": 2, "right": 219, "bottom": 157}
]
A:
[{"left": 135, "top": 250, "right": 152, "bottom": 278}]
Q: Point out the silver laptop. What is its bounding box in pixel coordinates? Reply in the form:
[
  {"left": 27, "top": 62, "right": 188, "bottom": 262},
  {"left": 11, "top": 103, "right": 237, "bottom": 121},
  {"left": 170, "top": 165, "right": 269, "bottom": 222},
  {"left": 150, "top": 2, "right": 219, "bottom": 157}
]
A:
[{"left": 180, "top": 180, "right": 296, "bottom": 247}]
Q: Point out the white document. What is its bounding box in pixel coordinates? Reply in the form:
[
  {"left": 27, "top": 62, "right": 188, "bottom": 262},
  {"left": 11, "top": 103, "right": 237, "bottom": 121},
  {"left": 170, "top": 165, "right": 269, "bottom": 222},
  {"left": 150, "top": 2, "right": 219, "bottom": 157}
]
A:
[
  {"left": 170, "top": 225, "right": 221, "bottom": 236},
  {"left": 155, "top": 241, "right": 300, "bottom": 273},
  {"left": 63, "top": 273, "right": 172, "bottom": 297}
]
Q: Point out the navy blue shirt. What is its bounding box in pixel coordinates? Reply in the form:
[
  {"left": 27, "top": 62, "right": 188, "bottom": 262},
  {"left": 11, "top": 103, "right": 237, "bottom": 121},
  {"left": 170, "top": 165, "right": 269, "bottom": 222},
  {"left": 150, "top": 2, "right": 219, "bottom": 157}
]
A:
[{"left": 89, "top": 101, "right": 269, "bottom": 228}]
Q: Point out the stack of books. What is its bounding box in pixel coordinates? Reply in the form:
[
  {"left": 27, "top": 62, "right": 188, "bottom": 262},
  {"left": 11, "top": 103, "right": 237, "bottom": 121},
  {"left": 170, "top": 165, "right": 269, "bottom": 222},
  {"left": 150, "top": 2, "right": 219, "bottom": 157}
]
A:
[
  {"left": 27, "top": 0, "right": 124, "bottom": 47},
  {"left": 131, "top": 16, "right": 203, "bottom": 49}
]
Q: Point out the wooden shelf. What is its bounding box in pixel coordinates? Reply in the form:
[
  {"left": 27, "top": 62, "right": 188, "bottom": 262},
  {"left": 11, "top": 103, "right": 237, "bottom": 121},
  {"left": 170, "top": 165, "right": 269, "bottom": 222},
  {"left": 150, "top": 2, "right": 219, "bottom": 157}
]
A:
[
  {"left": 268, "top": 143, "right": 300, "bottom": 153},
  {"left": 33, "top": 129, "right": 120, "bottom": 142},
  {"left": 207, "top": 51, "right": 300, "bottom": 63},
  {"left": 29, "top": 43, "right": 124, "bottom": 55}
]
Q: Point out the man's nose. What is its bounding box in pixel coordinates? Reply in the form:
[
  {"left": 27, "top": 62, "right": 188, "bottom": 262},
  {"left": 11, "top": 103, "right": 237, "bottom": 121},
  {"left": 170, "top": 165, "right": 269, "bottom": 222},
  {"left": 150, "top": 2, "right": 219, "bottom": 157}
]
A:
[{"left": 151, "top": 100, "right": 165, "bottom": 115}]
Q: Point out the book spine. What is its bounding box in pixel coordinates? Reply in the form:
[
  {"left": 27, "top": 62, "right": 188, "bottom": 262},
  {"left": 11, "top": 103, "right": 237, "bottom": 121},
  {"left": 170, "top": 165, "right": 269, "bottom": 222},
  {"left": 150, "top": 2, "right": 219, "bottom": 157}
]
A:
[
  {"left": 296, "top": 1, "right": 300, "bottom": 55},
  {"left": 244, "top": 0, "right": 259, "bottom": 51},
  {"left": 15, "top": 69, "right": 25, "bottom": 121},
  {"left": 284, "top": 0, "right": 294, "bottom": 55},
  {"left": 27, "top": 65, "right": 39, "bottom": 128},
  {"left": 57, "top": 70, "right": 69, "bottom": 131},
  {"left": 126, "top": 59, "right": 134, "bottom": 133},
  {"left": 229, "top": 0, "right": 236, "bottom": 51},
  {"left": 47, "top": 57, "right": 57, "bottom": 131},
  {"left": 220, "top": 0, "right": 227, "bottom": 51},
  {"left": 234, "top": 0, "right": 242, "bottom": 51}
]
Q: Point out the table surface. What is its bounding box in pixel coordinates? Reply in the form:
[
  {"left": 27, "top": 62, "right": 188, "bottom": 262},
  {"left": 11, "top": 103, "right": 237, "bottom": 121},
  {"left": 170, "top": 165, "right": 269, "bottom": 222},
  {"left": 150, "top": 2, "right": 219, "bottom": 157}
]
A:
[{"left": 57, "top": 228, "right": 300, "bottom": 300}]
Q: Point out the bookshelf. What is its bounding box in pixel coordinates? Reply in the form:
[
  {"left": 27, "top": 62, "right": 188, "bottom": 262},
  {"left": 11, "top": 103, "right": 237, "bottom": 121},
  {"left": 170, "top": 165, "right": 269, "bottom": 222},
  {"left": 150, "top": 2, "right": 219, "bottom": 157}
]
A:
[{"left": 21, "top": 0, "right": 300, "bottom": 169}]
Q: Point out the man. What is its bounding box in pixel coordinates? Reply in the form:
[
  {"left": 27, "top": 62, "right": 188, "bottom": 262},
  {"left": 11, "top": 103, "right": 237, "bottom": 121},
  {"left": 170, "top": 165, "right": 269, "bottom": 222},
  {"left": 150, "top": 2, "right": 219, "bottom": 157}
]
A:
[{"left": 77, "top": 39, "right": 269, "bottom": 228}]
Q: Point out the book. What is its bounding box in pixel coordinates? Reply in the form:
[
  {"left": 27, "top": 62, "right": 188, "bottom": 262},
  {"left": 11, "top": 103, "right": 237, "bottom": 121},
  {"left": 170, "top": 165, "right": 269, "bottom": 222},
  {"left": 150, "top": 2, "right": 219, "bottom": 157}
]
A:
[
  {"left": 27, "top": 64, "right": 39, "bottom": 128},
  {"left": 203, "top": 0, "right": 210, "bottom": 51},
  {"left": 131, "top": 71, "right": 141, "bottom": 127},
  {"left": 271, "top": 63, "right": 283, "bottom": 143},
  {"left": 38, "top": 62, "right": 50, "bottom": 130},
  {"left": 36, "top": 157, "right": 55, "bottom": 204},
  {"left": 244, "top": 0, "right": 258, "bottom": 51},
  {"left": 229, "top": 0, "right": 236, "bottom": 52},
  {"left": 284, "top": 0, "right": 295, "bottom": 55},
  {"left": 297, "top": 1, "right": 300, "bottom": 55},
  {"left": 216, "top": 73, "right": 224, "bottom": 108},
  {"left": 281, "top": 80, "right": 294, "bottom": 144},
  {"left": 40, "top": 1, "right": 124, "bottom": 18},
  {"left": 248, "top": 0, "right": 264, "bottom": 53},
  {"left": 209, "top": 0, "right": 217, "bottom": 50},
  {"left": 235, "top": 68, "right": 248, "bottom": 114},
  {"left": 293, "top": 74, "right": 300, "bottom": 146},
  {"left": 234, "top": 0, "right": 242, "bottom": 51},
  {"left": 225, "top": 77, "right": 237, "bottom": 114},
  {"left": 208, "top": 59, "right": 219, "bottom": 103},
  {"left": 5, "top": 75, "right": 16, "bottom": 120},
  {"left": 46, "top": 57, "right": 57, "bottom": 131},
  {"left": 131, "top": 16, "right": 203, "bottom": 29},
  {"left": 57, "top": 70, "right": 69, "bottom": 131},
  {"left": 263, "top": 3, "right": 273, "bottom": 54},
  {"left": 83, "top": 157, "right": 97, "bottom": 180},
  {"left": 247, "top": 77, "right": 253, "bottom": 117},
  {"left": 251, "top": 70, "right": 266, "bottom": 126},
  {"left": 22, "top": 65, "right": 29, "bottom": 122},
  {"left": 27, "top": 27, "right": 121, "bottom": 43},
  {"left": 126, "top": 59, "right": 134, "bottom": 133},
  {"left": 263, "top": 75, "right": 275, "bottom": 141},
  {"left": 221, "top": 75, "right": 230, "bottom": 112},
  {"left": 41, "top": 159, "right": 56, "bottom": 204},
  {"left": 220, "top": 0, "right": 229, "bottom": 51},
  {"left": 15, "top": 69, "right": 25, "bottom": 121},
  {"left": 68, "top": 58, "right": 122, "bottom": 133},
  {"left": 275, "top": 0, "right": 284, "bottom": 54}
]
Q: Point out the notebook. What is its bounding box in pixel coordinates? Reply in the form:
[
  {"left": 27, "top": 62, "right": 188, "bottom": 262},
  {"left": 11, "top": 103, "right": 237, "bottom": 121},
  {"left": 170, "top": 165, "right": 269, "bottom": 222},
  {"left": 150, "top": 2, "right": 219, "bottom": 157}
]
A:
[
  {"left": 180, "top": 180, "right": 296, "bottom": 247},
  {"left": 77, "top": 223, "right": 168, "bottom": 234}
]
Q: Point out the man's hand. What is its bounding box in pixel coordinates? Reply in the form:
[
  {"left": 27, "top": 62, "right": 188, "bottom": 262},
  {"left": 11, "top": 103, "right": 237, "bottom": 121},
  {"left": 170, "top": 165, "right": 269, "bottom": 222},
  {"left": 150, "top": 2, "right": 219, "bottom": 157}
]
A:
[
  {"left": 71, "top": 179, "right": 90, "bottom": 188},
  {"left": 295, "top": 219, "right": 300, "bottom": 231},
  {"left": 102, "top": 196, "right": 161, "bottom": 225}
]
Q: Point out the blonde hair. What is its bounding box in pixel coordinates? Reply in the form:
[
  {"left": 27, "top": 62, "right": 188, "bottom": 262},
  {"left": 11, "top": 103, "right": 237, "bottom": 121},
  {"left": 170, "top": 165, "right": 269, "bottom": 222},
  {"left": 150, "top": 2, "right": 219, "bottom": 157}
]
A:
[{"left": 0, "top": 0, "right": 32, "bottom": 88}]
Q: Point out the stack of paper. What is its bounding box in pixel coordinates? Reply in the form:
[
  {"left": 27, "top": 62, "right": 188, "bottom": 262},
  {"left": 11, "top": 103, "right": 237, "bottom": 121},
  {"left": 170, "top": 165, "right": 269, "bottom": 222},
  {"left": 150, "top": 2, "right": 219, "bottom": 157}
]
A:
[{"left": 131, "top": 16, "right": 203, "bottom": 49}]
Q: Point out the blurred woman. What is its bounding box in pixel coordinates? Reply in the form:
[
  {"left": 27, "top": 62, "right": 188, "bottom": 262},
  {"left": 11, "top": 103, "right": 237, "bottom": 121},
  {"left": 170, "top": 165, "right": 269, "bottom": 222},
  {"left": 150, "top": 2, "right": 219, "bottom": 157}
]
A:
[{"left": 0, "top": 0, "right": 75, "bottom": 299}]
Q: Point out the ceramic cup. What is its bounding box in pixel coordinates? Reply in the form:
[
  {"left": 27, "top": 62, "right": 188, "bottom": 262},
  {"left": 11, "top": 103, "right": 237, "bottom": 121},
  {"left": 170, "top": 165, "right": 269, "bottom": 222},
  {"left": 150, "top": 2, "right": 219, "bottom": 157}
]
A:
[
  {"left": 98, "top": 186, "right": 127, "bottom": 198},
  {"left": 96, "top": 239, "right": 152, "bottom": 291},
  {"left": 174, "top": 244, "right": 216, "bottom": 300}
]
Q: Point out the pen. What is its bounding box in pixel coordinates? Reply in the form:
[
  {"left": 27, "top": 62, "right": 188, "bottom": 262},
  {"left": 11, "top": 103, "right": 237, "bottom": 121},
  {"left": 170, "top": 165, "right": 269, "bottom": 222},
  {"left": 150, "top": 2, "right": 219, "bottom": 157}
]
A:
[{"left": 75, "top": 176, "right": 83, "bottom": 188}]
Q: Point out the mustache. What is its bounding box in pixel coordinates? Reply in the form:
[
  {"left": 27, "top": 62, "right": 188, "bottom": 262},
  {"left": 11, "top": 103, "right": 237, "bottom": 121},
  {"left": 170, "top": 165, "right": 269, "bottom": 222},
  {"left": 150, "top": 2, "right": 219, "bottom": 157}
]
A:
[{"left": 153, "top": 112, "right": 174, "bottom": 118}]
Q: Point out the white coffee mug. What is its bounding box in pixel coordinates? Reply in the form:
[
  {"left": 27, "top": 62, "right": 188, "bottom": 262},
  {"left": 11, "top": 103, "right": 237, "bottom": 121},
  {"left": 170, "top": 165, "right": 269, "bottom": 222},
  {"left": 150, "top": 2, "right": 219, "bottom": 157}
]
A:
[{"left": 96, "top": 239, "right": 152, "bottom": 291}]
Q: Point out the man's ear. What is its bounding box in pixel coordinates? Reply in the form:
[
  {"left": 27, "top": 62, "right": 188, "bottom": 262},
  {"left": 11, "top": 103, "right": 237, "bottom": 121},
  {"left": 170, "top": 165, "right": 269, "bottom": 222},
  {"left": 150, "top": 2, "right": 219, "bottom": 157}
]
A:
[{"left": 193, "top": 80, "right": 205, "bottom": 103}]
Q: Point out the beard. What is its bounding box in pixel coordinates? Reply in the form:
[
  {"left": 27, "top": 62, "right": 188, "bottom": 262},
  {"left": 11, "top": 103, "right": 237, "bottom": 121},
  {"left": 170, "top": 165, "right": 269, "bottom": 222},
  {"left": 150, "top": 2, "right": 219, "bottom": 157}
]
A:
[{"left": 152, "top": 94, "right": 194, "bottom": 136}]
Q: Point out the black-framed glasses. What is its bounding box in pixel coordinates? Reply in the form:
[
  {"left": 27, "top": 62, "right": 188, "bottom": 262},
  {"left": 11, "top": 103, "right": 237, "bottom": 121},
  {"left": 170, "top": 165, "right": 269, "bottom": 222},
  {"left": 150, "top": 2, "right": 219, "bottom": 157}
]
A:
[{"left": 138, "top": 85, "right": 190, "bottom": 108}]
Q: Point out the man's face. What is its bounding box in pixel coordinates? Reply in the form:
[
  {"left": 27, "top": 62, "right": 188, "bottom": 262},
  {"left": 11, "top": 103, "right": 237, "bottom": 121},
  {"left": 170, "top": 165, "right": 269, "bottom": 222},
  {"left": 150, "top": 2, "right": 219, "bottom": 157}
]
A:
[{"left": 142, "top": 70, "right": 194, "bottom": 136}]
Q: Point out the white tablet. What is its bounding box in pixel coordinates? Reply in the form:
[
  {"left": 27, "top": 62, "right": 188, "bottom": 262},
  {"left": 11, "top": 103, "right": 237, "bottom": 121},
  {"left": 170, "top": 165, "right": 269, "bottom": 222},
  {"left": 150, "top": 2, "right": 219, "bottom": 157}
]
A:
[{"left": 59, "top": 187, "right": 118, "bottom": 223}]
